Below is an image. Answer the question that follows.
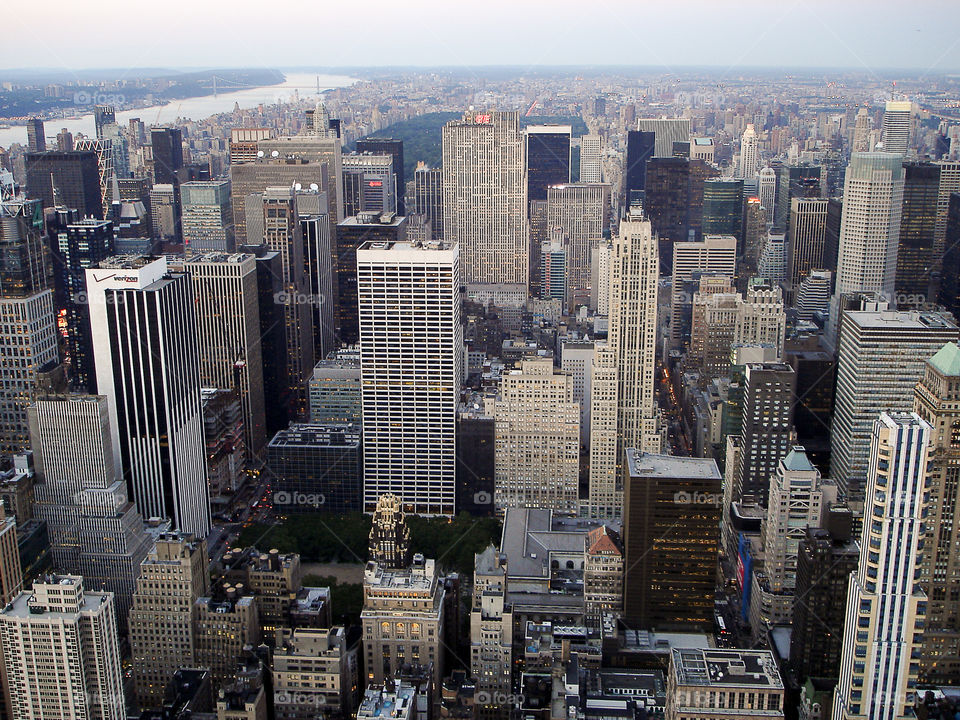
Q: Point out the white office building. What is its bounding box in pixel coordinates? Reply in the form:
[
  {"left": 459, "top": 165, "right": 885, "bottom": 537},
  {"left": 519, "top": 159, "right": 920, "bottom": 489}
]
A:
[
  {"left": 738, "top": 123, "right": 759, "bottom": 179},
  {"left": 579, "top": 133, "right": 602, "bottom": 183},
  {"left": 880, "top": 100, "right": 912, "bottom": 155}
]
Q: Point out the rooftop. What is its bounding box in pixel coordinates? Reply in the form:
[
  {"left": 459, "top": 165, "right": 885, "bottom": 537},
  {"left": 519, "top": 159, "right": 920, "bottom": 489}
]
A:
[
  {"left": 929, "top": 342, "right": 960, "bottom": 377},
  {"left": 671, "top": 648, "right": 783, "bottom": 689},
  {"left": 780, "top": 446, "right": 816, "bottom": 473},
  {"left": 268, "top": 423, "right": 361, "bottom": 448},
  {"left": 625, "top": 450, "right": 721, "bottom": 481}
]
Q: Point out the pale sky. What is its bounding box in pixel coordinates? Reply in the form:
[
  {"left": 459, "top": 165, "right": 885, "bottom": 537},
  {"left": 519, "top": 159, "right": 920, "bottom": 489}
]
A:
[{"left": 2, "top": 0, "right": 959, "bottom": 73}]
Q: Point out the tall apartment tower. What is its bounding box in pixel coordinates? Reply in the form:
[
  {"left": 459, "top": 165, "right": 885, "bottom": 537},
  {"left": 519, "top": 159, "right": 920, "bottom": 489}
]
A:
[
  {"left": 738, "top": 123, "right": 759, "bottom": 179},
  {"left": 28, "top": 395, "right": 152, "bottom": 624},
  {"left": 579, "top": 134, "right": 602, "bottom": 183},
  {"left": 623, "top": 450, "right": 721, "bottom": 631},
  {"left": 831, "top": 310, "right": 958, "bottom": 503},
  {"left": 86, "top": 255, "right": 210, "bottom": 536},
  {"left": 0, "top": 197, "right": 58, "bottom": 454},
  {"left": 129, "top": 533, "right": 210, "bottom": 709},
  {"left": 669, "top": 234, "right": 737, "bottom": 344},
  {"left": 471, "top": 545, "right": 513, "bottom": 713},
  {"left": 733, "top": 362, "right": 796, "bottom": 506},
  {"left": 833, "top": 413, "right": 930, "bottom": 720},
  {"left": 491, "top": 359, "right": 580, "bottom": 515},
  {"left": 0, "top": 575, "right": 124, "bottom": 720},
  {"left": 913, "top": 342, "right": 960, "bottom": 683},
  {"left": 546, "top": 182, "right": 609, "bottom": 309},
  {"left": 787, "top": 197, "right": 829, "bottom": 291},
  {"left": 441, "top": 111, "right": 526, "bottom": 293},
  {"left": 260, "top": 186, "right": 315, "bottom": 413},
  {"left": 414, "top": 163, "right": 443, "bottom": 241},
  {"left": 358, "top": 240, "right": 462, "bottom": 516},
  {"left": 588, "top": 210, "right": 660, "bottom": 518},
  {"left": 830, "top": 153, "right": 905, "bottom": 336},
  {"left": 181, "top": 180, "right": 234, "bottom": 252},
  {"left": 880, "top": 100, "right": 912, "bottom": 154},
  {"left": 183, "top": 252, "right": 267, "bottom": 460},
  {"left": 525, "top": 124, "right": 571, "bottom": 201}
]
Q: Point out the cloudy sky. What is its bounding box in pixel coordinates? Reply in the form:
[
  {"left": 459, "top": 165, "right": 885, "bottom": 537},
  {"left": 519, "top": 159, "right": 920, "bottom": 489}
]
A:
[{"left": 3, "top": 0, "right": 959, "bottom": 72}]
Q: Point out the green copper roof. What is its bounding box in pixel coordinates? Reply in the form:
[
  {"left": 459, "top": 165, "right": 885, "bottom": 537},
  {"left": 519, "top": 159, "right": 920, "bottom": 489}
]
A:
[
  {"left": 929, "top": 342, "right": 960, "bottom": 377},
  {"left": 782, "top": 446, "right": 815, "bottom": 472}
]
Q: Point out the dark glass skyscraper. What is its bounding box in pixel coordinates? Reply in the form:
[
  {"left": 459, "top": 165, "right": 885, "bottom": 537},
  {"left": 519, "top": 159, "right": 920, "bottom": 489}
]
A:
[
  {"left": 938, "top": 193, "right": 960, "bottom": 319},
  {"left": 26, "top": 118, "right": 45, "bottom": 153},
  {"left": 645, "top": 157, "right": 691, "bottom": 261},
  {"left": 150, "top": 127, "right": 184, "bottom": 185},
  {"left": 702, "top": 179, "right": 744, "bottom": 241},
  {"left": 525, "top": 125, "right": 571, "bottom": 202},
  {"left": 896, "top": 160, "right": 940, "bottom": 301},
  {"left": 624, "top": 130, "right": 656, "bottom": 205},
  {"left": 25, "top": 151, "right": 103, "bottom": 219},
  {"left": 357, "top": 138, "right": 405, "bottom": 214},
  {"left": 414, "top": 164, "right": 443, "bottom": 240}
]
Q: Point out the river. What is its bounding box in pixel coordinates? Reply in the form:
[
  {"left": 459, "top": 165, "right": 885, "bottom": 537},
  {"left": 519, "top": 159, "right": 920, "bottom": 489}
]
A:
[{"left": 0, "top": 71, "right": 357, "bottom": 149}]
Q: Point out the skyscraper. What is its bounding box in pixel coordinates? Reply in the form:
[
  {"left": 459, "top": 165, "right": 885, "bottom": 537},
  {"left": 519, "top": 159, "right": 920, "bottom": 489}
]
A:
[
  {"left": 913, "top": 342, "right": 960, "bottom": 683},
  {"left": 368, "top": 493, "right": 412, "bottom": 570},
  {"left": 442, "top": 111, "right": 526, "bottom": 293},
  {"left": 491, "top": 359, "right": 580, "bottom": 515},
  {"left": 358, "top": 240, "right": 462, "bottom": 516},
  {"left": 880, "top": 99, "right": 912, "bottom": 154},
  {"left": 0, "top": 575, "right": 124, "bottom": 720},
  {"left": 896, "top": 160, "right": 940, "bottom": 301},
  {"left": 28, "top": 394, "right": 152, "bottom": 624},
  {"left": 356, "top": 138, "right": 405, "bottom": 214},
  {"left": 579, "top": 133, "right": 602, "bottom": 183},
  {"left": 181, "top": 180, "right": 234, "bottom": 252},
  {"left": 831, "top": 310, "right": 958, "bottom": 502},
  {"left": 0, "top": 197, "right": 58, "bottom": 454},
  {"left": 833, "top": 413, "right": 930, "bottom": 720},
  {"left": 414, "top": 163, "right": 443, "bottom": 241},
  {"left": 738, "top": 123, "right": 759, "bottom": 179},
  {"left": 342, "top": 153, "right": 397, "bottom": 216},
  {"left": 546, "top": 182, "right": 609, "bottom": 308},
  {"left": 624, "top": 130, "right": 656, "bottom": 204},
  {"left": 150, "top": 127, "right": 184, "bottom": 185},
  {"left": 525, "top": 124, "right": 571, "bottom": 201},
  {"left": 588, "top": 210, "right": 660, "bottom": 517},
  {"left": 623, "top": 450, "right": 721, "bottom": 631},
  {"left": 183, "top": 252, "right": 267, "bottom": 460},
  {"left": 669, "top": 234, "right": 737, "bottom": 344},
  {"left": 702, "top": 179, "right": 744, "bottom": 240},
  {"left": 852, "top": 107, "right": 872, "bottom": 152},
  {"left": 26, "top": 117, "right": 45, "bottom": 152},
  {"left": 636, "top": 117, "right": 691, "bottom": 158},
  {"left": 0, "top": 507, "right": 22, "bottom": 605},
  {"left": 787, "top": 197, "right": 829, "bottom": 291},
  {"left": 86, "top": 255, "right": 210, "bottom": 536},
  {"left": 758, "top": 167, "right": 776, "bottom": 225},
  {"left": 25, "top": 150, "right": 103, "bottom": 219},
  {"left": 73, "top": 137, "right": 115, "bottom": 218}
]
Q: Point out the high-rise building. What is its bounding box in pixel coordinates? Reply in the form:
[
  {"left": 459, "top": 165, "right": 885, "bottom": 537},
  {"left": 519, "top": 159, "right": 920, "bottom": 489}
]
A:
[
  {"left": 25, "top": 150, "right": 103, "bottom": 219},
  {"left": 28, "top": 395, "right": 152, "bottom": 624},
  {"left": 546, "top": 182, "right": 609, "bottom": 308},
  {"left": 933, "top": 161, "right": 960, "bottom": 258},
  {"left": 738, "top": 124, "right": 759, "bottom": 179},
  {"left": 670, "top": 235, "right": 737, "bottom": 344},
  {"left": 183, "top": 252, "right": 266, "bottom": 460},
  {"left": 561, "top": 339, "right": 594, "bottom": 447},
  {"left": 938, "top": 193, "right": 960, "bottom": 318},
  {"left": 309, "top": 355, "right": 362, "bottom": 424},
  {"left": 151, "top": 127, "right": 184, "bottom": 186},
  {"left": 149, "top": 183, "right": 178, "bottom": 244},
  {"left": 795, "top": 269, "right": 832, "bottom": 321},
  {"left": 852, "top": 107, "right": 872, "bottom": 153},
  {"left": 789, "top": 512, "right": 859, "bottom": 683},
  {"left": 259, "top": 186, "right": 315, "bottom": 413},
  {"left": 442, "top": 111, "right": 526, "bottom": 291},
  {"left": 733, "top": 362, "right": 796, "bottom": 506},
  {"left": 702, "top": 179, "right": 743, "bottom": 240},
  {"left": 86, "top": 255, "right": 210, "bottom": 536},
  {"left": 195, "top": 592, "right": 260, "bottom": 688},
  {"left": 93, "top": 105, "right": 116, "bottom": 139},
  {"left": 758, "top": 167, "right": 776, "bottom": 225},
  {"left": 787, "top": 197, "right": 829, "bottom": 290},
  {"left": 73, "top": 137, "right": 115, "bottom": 218},
  {"left": 342, "top": 153, "right": 397, "bottom": 217},
  {"left": 361, "top": 556, "right": 446, "bottom": 688},
  {"left": 623, "top": 450, "right": 721, "bottom": 631},
  {"left": 624, "top": 130, "right": 656, "bottom": 204},
  {"left": 637, "top": 118, "right": 691, "bottom": 158},
  {"left": 470, "top": 546, "right": 512, "bottom": 714},
  {"left": 357, "top": 138, "right": 405, "bottom": 214},
  {"left": 181, "top": 180, "right": 234, "bottom": 252},
  {"left": 774, "top": 165, "right": 821, "bottom": 234},
  {"left": 880, "top": 100, "right": 912, "bottom": 154},
  {"left": 588, "top": 210, "right": 661, "bottom": 518},
  {"left": 129, "top": 533, "right": 210, "bottom": 709},
  {"left": 297, "top": 190, "right": 336, "bottom": 361},
  {"left": 833, "top": 413, "right": 930, "bottom": 720},
  {"left": 831, "top": 153, "right": 905, "bottom": 333},
  {"left": 273, "top": 626, "right": 359, "bottom": 719},
  {"left": 0, "top": 197, "right": 58, "bottom": 454},
  {"left": 540, "top": 228, "right": 567, "bottom": 304},
  {"left": 758, "top": 232, "right": 787, "bottom": 286},
  {"left": 26, "top": 117, "right": 45, "bottom": 153},
  {"left": 491, "top": 359, "right": 579, "bottom": 515},
  {"left": 0, "top": 575, "right": 124, "bottom": 720},
  {"left": 831, "top": 310, "right": 957, "bottom": 502},
  {"left": 414, "top": 163, "right": 443, "bottom": 241},
  {"left": 896, "top": 160, "right": 940, "bottom": 301},
  {"left": 368, "top": 493, "right": 412, "bottom": 570},
  {"left": 579, "top": 133, "right": 602, "bottom": 183},
  {"left": 358, "top": 240, "right": 461, "bottom": 516},
  {"left": 525, "top": 125, "right": 571, "bottom": 201},
  {"left": 914, "top": 342, "right": 960, "bottom": 683},
  {"left": 0, "top": 507, "right": 21, "bottom": 605}
]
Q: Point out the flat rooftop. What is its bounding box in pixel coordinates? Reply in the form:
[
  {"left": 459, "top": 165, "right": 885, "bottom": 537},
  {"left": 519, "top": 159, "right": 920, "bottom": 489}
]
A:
[
  {"left": 846, "top": 310, "right": 957, "bottom": 331},
  {"left": 671, "top": 648, "right": 783, "bottom": 689},
  {"left": 268, "top": 423, "right": 361, "bottom": 448},
  {"left": 625, "top": 450, "right": 721, "bottom": 481}
]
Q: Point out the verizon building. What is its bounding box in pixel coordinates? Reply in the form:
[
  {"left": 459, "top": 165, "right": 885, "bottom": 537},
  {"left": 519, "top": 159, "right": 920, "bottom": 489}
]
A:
[
  {"left": 86, "top": 255, "right": 210, "bottom": 536},
  {"left": 357, "top": 240, "right": 462, "bottom": 516},
  {"left": 442, "top": 111, "right": 527, "bottom": 295}
]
